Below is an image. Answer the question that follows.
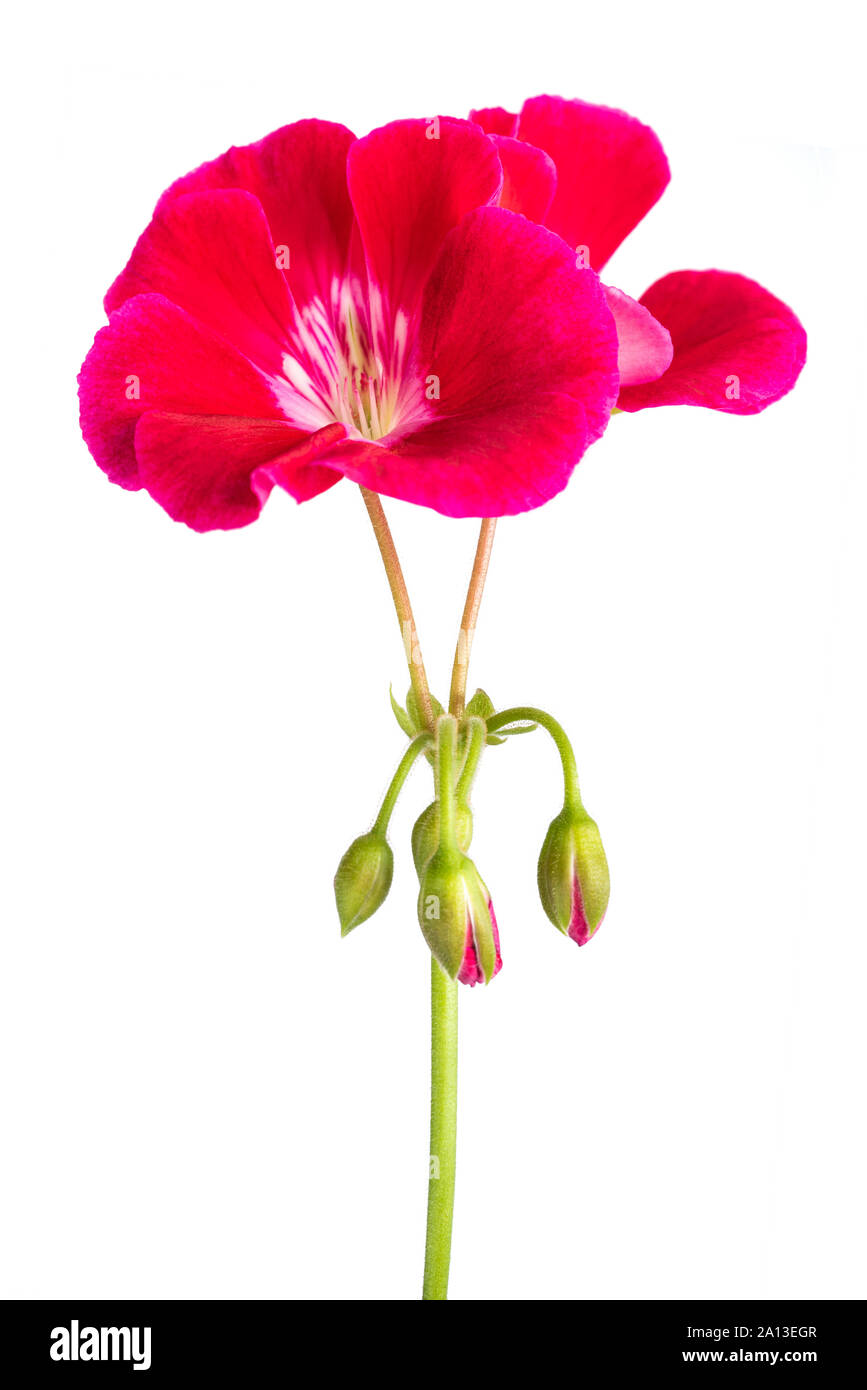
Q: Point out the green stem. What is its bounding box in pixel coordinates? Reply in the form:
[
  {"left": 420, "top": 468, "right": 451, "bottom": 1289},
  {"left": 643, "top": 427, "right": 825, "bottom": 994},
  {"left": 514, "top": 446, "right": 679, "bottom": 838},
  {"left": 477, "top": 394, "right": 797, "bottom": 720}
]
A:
[
  {"left": 435, "top": 716, "right": 459, "bottom": 852},
  {"left": 487, "top": 705, "right": 584, "bottom": 810},
  {"left": 456, "top": 716, "right": 486, "bottom": 803},
  {"left": 372, "top": 733, "right": 432, "bottom": 837},
  {"left": 423, "top": 959, "right": 458, "bottom": 1301}
]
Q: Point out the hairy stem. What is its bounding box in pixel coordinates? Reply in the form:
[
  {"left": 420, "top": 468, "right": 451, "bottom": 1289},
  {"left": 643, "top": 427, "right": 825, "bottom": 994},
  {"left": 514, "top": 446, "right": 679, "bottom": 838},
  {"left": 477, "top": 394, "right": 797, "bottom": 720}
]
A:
[
  {"left": 372, "top": 733, "right": 433, "bottom": 837},
  {"left": 487, "top": 705, "right": 583, "bottom": 809},
  {"left": 422, "top": 960, "right": 458, "bottom": 1300}
]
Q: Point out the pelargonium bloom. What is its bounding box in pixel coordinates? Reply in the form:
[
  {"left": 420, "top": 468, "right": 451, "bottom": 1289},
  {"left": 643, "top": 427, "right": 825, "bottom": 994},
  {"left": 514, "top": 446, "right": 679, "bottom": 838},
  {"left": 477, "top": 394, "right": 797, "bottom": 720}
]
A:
[
  {"left": 469, "top": 96, "right": 806, "bottom": 411},
  {"left": 79, "top": 117, "right": 620, "bottom": 531}
]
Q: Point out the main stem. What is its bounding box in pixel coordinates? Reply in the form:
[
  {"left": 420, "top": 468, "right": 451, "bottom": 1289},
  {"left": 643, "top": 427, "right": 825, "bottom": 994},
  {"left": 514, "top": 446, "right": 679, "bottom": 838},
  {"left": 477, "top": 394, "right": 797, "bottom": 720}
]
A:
[
  {"left": 448, "top": 518, "right": 497, "bottom": 719},
  {"left": 357, "top": 487, "right": 458, "bottom": 1298},
  {"left": 423, "top": 960, "right": 458, "bottom": 1300},
  {"left": 422, "top": 519, "right": 496, "bottom": 1296},
  {"left": 360, "top": 486, "right": 434, "bottom": 730}
]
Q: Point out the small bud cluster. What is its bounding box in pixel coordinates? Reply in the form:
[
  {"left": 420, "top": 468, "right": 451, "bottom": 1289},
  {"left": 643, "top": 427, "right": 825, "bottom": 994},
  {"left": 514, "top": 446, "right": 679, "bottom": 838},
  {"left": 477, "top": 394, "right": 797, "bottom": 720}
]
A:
[{"left": 333, "top": 689, "right": 608, "bottom": 985}]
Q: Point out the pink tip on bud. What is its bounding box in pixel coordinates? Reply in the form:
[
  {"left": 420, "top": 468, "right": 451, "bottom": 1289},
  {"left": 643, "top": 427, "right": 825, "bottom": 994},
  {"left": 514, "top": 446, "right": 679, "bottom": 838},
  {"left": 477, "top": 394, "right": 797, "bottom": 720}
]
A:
[
  {"left": 458, "top": 897, "right": 503, "bottom": 986},
  {"left": 537, "top": 806, "right": 609, "bottom": 946},
  {"left": 417, "top": 851, "right": 501, "bottom": 984},
  {"left": 566, "top": 882, "right": 594, "bottom": 946}
]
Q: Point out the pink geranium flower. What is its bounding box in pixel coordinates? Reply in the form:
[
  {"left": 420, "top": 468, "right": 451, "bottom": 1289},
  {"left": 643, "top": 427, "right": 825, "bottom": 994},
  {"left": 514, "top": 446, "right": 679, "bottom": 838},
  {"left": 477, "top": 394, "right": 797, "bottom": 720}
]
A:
[
  {"left": 470, "top": 96, "right": 806, "bottom": 411},
  {"left": 79, "top": 117, "right": 620, "bottom": 530}
]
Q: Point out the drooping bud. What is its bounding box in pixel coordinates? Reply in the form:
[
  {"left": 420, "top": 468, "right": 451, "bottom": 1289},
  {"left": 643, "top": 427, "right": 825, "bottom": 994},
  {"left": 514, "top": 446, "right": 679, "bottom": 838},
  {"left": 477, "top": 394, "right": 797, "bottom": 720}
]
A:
[
  {"left": 537, "top": 806, "right": 609, "bottom": 945},
  {"left": 411, "top": 799, "right": 473, "bottom": 875},
  {"left": 418, "top": 849, "right": 501, "bottom": 985},
  {"left": 457, "top": 882, "right": 503, "bottom": 986},
  {"left": 334, "top": 831, "right": 394, "bottom": 936}
]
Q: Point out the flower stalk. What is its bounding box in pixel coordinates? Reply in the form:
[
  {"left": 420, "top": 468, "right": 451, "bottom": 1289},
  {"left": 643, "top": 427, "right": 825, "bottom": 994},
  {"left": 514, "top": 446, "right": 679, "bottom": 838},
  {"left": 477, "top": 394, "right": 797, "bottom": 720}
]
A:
[
  {"left": 487, "top": 705, "right": 583, "bottom": 809},
  {"left": 360, "top": 486, "right": 434, "bottom": 730},
  {"left": 448, "top": 518, "right": 497, "bottom": 719},
  {"left": 372, "top": 733, "right": 433, "bottom": 837}
]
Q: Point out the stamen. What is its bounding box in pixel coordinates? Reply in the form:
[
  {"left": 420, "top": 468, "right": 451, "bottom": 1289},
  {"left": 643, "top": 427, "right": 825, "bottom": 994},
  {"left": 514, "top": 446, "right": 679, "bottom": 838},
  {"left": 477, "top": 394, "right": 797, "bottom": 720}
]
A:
[{"left": 276, "top": 278, "right": 425, "bottom": 443}]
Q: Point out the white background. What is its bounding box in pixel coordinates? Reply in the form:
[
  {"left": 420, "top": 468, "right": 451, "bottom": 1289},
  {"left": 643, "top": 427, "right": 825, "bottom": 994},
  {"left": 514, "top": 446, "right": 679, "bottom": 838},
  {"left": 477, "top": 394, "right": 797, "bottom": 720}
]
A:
[{"left": 2, "top": 0, "right": 864, "bottom": 1300}]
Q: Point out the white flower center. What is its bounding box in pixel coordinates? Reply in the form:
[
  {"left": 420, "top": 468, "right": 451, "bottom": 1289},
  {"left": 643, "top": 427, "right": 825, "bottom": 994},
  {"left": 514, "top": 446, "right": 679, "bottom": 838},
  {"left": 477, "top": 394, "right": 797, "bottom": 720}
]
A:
[{"left": 274, "top": 278, "right": 422, "bottom": 442}]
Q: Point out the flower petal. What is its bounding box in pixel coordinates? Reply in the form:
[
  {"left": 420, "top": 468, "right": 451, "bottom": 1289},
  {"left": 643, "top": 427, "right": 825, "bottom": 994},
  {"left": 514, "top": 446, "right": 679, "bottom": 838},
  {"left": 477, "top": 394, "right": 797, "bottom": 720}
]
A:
[
  {"left": 346, "top": 117, "right": 502, "bottom": 317},
  {"left": 604, "top": 285, "right": 673, "bottom": 388},
  {"left": 134, "top": 414, "right": 343, "bottom": 531},
  {"left": 105, "top": 191, "right": 295, "bottom": 377},
  {"left": 457, "top": 899, "right": 503, "bottom": 986},
  {"left": 155, "top": 119, "right": 358, "bottom": 311},
  {"left": 324, "top": 207, "right": 619, "bottom": 516},
  {"left": 517, "top": 95, "right": 670, "bottom": 269},
  {"left": 491, "top": 135, "right": 557, "bottom": 223},
  {"left": 616, "top": 270, "right": 807, "bottom": 413},
  {"left": 78, "top": 293, "right": 285, "bottom": 488},
  {"left": 469, "top": 105, "right": 519, "bottom": 137}
]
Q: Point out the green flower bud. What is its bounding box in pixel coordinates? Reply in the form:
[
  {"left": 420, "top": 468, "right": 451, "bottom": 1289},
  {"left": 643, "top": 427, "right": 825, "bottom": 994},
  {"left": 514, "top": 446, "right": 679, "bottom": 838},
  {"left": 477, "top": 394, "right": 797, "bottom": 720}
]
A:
[
  {"left": 411, "top": 799, "right": 473, "bottom": 875},
  {"left": 334, "top": 831, "right": 394, "bottom": 936},
  {"left": 417, "top": 849, "right": 501, "bottom": 985},
  {"left": 537, "top": 806, "right": 609, "bottom": 945}
]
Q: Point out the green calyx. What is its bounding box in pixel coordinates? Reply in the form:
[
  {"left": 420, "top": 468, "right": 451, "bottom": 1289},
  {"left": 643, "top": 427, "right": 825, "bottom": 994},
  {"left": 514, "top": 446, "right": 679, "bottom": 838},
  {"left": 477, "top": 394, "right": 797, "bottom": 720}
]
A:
[
  {"left": 390, "top": 685, "right": 444, "bottom": 741},
  {"left": 417, "top": 848, "right": 497, "bottom": 983},
  {"left": 391, "top": 684, "right": 529, "bottom": 748},
  {"left": 537, "top": 806, "right": 610, "bottom": 938},
  {"left": 334, "top": 831, "right": 394, "bottom": 936}
]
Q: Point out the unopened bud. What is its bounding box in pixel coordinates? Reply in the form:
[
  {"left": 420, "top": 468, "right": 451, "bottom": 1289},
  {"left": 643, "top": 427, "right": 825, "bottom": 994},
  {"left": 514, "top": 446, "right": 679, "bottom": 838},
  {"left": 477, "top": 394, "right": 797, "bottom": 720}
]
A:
[
  {"left": 537, "top": 807, "right": 609, "bottom": 945},
  {"left": 411, "top": 799, "right": 473, "bottom": 874},
  {"left": 334, "top": 831, "right": 393, "bottom": 936},
  {"left": 417, "top": 850, "right": 501, "bottom": 985}
]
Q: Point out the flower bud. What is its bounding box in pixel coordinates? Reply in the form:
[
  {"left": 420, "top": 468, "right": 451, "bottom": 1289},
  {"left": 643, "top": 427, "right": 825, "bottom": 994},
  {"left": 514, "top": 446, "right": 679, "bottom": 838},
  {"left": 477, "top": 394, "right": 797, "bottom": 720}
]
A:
[
  {"left": 537, "top": 807, "right": 609, "bottom": 945},
  {"left": 334, "top": 831, "right": 394, "bottom": 936},
  {"left": 417, "top": 850, "right": 501, "bottom": 985},
  {"left": 411, "top": 799, "right": 473, "bottom": 874}
]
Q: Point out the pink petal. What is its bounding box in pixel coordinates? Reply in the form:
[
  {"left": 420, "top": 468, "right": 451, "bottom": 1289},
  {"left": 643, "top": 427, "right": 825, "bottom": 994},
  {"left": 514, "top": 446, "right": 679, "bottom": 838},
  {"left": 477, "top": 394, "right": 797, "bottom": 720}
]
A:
[
  {"left": 517, "top": 95, "right": 670, "bottom": 269},
  {"left": 568, "top": 876, "right": 603, "bottom": 946},
  {"left": 105, "top": 191, "right": 295, "bottom": 378},
  {"left": 155, "top": 119, "right": 358, "bottom": 311},
  {"left": 135, "top": 414, "right": 344, "bottom": 531},
  {"left": 491, "top": 135, "right": 557, "bottom": 223},
  {"left": 327, "top": 207, "right": 619, "bottom": 516},
  {"left": 457, "top": 921, "right": 484, "bottom": 986},
  {"left": 456, "top": 899, "right": 503, "bottom": 987},
  {"left": 469, "top": 106, "right": 519, "bottom": 137},
  {"left": 346, "top": 117, "right": 502, "bottom": 318},
  {"left": 616, "top": 270, "right": 807, "bottom": 413},
  {"left": 604, "top": 285, "right": 673, "bottom": 388},
  {"left": 78, "top": 292, "right": 287, "bottom": 489}
]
